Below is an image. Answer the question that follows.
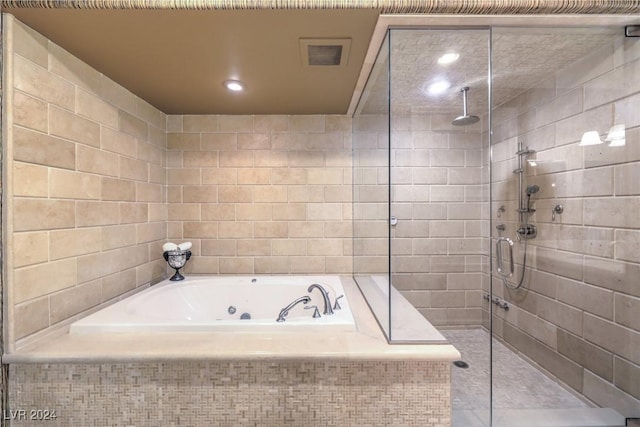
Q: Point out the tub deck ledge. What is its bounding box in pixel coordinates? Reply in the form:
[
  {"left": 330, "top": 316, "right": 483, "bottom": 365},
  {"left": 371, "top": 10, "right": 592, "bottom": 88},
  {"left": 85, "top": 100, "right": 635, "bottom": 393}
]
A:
[{"left": 2, "top": 277, "right": 461, "bottom": 364}]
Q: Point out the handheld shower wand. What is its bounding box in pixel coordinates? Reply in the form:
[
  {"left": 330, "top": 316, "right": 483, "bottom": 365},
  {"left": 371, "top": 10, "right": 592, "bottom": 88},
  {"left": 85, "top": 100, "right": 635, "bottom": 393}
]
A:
[
  {"left": 499, "top": 144, "right": 539, "bottom": 290},
  {"left": 525, "top": 184, "right": 540, "bottom": 214}
]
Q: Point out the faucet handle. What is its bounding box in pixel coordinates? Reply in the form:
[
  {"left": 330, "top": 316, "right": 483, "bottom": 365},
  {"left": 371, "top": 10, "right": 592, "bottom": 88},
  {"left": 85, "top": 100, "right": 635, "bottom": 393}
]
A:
[
  {"left": 305, "top": 305, "right": 321, "bottom": 318},
  {"left": 333, "top": 295, "right": 344, "bottom": 311}
]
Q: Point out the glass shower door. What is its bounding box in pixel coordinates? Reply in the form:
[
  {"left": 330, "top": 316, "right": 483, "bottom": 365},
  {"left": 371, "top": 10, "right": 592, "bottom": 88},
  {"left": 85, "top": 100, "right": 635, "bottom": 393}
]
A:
[
  {"left": 489, "top": 26, "right": 637, "bottom": 426},
  {"left": 386, "top": 27, "right": 492, "bottom": 422},
  {"left": 352, "top": 32, "right": 392, "bottom": 338},
  {"left": 354, "top": 22, "right": 639, "bottom": 427}
]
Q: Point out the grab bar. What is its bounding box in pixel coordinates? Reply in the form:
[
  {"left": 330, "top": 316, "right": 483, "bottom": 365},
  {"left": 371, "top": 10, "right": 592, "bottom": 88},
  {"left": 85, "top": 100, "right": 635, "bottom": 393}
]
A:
[{"left": 496, "top": 237, "right": 514, "bottom": 278}]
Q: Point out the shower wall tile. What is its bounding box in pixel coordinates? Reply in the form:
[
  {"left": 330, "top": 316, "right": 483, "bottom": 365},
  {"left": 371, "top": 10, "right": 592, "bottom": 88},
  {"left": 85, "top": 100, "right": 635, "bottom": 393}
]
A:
[
  {"left": 585, "top": 128, "right": 640, "bottom": 169},
  {"left": 536, "top": 87, "right": 583, "bottom": 128},
  {"left": 556, "top": 278, "right": 613, "bottom": 320},
  {"left": 614, "top": 92, "right": 640, "bottom": 128},
  {"left": 555, "top": 104, "right": 613, "bottom": 146},
  {"left": 535, "top": 339, "right": 584, "bottom": 392},
  {"left": 584, "top": 56, "right": 640, "bottom": 110},
  {"left": 614, "top": 162, "right": 640, "bottom": 195},
  {"left": 614, "top": 356, "right": 640, "bottom": 400},
  {"left": 535, "top": 247, "right": 584, "bottom": 281},
  {"left": 614, "top": 293, "right": 640, "bottom": 332},
  {"left": 557, "top": 329, "right": 613, "bottom": 382},
  {"left": 615, "top": 229, "right": 640, "bottom": 264},
  {"left": 536, "top": 296, "right": 582, "bottom": 336},
  {"left": 490, "top": 34, "right": 640, "bottom": 414},
  {"left": 586, "top": 314, "right": 640, "bottom": 366},
  {"left": 583, "top": 256, "right": 640, "bottom": 297},
  {"left": 446, "top": 307, "right": 483, "bottom": 325},
  {"left": 556, "top": 43, "right": 614, "bottom": 93},
  {"left": 518, "top": 309, "right": 557, "bottom": 349},
  {"left": 6, "top": 17, "right": 167, "bottom": 348},
  {"left": 584, "top": 370, "right": 640, "bottom": 418},
  {"left": 355, "top": 112, "right": 488, "bottom": 327}
]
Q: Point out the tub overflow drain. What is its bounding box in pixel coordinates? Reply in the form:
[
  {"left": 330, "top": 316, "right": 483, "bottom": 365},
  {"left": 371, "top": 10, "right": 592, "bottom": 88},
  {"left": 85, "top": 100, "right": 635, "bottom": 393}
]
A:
[
  {"left": 453, "top": 360, "right": 469, "bottom": 369},
  {"left": 240, "top": 313, "right": 251, "bottom": 320}
]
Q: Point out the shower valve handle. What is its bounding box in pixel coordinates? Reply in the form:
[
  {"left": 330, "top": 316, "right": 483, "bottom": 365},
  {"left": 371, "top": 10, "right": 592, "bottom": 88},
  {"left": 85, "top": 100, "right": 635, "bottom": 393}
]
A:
[{"left": 516, "top": 224, "right": 537, "bottom": 239}]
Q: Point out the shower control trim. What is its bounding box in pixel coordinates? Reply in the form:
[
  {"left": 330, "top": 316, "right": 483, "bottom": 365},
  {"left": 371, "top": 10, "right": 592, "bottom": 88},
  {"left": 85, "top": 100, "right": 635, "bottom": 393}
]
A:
[
  {"left": 516, "top": 224, "right": 537, "bottom": 239},
  {"left": 552, "top": 204, "right": 564, "bottom": 222}
]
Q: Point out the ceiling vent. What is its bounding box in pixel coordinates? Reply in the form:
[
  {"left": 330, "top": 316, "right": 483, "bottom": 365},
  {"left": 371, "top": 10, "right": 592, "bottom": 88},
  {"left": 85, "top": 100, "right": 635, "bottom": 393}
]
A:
[{"left": 300, "top": 38, "right": 351, "bottom": 67}]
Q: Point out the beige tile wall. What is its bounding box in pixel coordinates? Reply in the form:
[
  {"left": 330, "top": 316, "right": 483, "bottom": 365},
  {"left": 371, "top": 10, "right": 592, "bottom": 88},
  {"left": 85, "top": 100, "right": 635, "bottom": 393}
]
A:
[
  {"left": 166, "top": 114, "right": 353, "bottom": 275},
  {"left": 5, "top": 17, "right": 354, "bottom": 350},
  {"left": 6, "top": 17, "right": 167, "bottom": 348},
  {"left": 489, "top": 36, "right": 640, "bottom": 417},
  {"left": 391, "top": 115, "right": 488, "bottom": 327},
  {"left": 353, "top": 114, "right": 488, "bottom": 328}
]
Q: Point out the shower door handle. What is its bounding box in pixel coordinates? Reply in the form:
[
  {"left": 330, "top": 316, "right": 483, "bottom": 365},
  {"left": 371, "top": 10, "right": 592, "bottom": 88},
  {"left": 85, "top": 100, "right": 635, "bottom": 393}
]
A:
[{"left": 496, "top": 237, "right": 514, "bottom": 278}]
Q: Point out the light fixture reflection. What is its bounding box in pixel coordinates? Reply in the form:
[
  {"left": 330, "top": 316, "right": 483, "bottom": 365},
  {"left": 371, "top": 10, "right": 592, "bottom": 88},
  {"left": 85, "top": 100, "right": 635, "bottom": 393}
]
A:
[
  {"left": 579, "top": 130, "right": 602, "bottom": 146},
  {"left": 427, "top": 80, "right": 451, "bottom": 95},
  {"left": 606, "top": 124, "right": 626, "bottom": 147},
  {"left": 437, "top": 52, "right": 460, "bottom": 65}
]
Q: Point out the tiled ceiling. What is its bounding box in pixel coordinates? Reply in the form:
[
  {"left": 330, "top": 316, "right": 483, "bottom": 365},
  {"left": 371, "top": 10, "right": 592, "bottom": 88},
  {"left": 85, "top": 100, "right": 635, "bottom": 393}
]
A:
[{"left": 359, "top": 28, "right": 619, "bottom": 116}]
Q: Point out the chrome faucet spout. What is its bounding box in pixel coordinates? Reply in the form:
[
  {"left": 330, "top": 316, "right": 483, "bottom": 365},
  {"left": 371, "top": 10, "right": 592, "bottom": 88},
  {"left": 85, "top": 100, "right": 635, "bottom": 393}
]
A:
[
  {"left": 307, "top": 283, "right": 334, "bottom": 315},
  {"left": 276, "top": 296, "right": 311, "bottom": 322}
]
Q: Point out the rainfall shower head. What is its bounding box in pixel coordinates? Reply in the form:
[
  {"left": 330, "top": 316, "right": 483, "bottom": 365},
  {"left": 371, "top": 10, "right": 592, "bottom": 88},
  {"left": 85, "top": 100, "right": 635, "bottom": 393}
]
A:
[
  {"left": 452, "top": 86, "right": 480, "bottom": 126},
  {"left": 526, "top": 185, "right": 540, "bottom": 196}
]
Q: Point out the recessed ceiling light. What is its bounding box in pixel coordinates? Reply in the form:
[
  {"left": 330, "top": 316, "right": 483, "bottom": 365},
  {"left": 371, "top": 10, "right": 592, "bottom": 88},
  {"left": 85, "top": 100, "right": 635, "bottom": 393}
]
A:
[
  {"left": 427, "top": 80, "right": 451, "bottom": 95},
  {"left": 224, "top": 80, "right": 244, "bottom": 92},
  {"left": 437, "top": 52, "right": 460, "bottom": 65}
]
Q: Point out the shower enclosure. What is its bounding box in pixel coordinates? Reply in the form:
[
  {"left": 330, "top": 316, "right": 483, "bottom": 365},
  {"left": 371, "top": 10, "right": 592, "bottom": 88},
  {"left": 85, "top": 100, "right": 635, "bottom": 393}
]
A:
[{"left": 354, "top": 24, "right": 639, "bottom": 426}]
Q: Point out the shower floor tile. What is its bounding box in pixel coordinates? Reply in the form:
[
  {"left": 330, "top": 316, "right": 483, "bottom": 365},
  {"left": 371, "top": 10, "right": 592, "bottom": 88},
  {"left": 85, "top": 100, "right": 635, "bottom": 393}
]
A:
[
  {"left": 441, "top": 329, "right": 628, "bottom": 426},
  {"left": 441, "top": 328, "right": 590, "bottom": 411}
]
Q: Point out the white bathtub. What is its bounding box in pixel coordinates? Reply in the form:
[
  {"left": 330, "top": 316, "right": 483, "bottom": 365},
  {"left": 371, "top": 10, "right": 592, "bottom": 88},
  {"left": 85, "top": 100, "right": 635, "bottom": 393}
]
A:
[{"left": 70, "top": 275, "right": 356, "bottom": 334}]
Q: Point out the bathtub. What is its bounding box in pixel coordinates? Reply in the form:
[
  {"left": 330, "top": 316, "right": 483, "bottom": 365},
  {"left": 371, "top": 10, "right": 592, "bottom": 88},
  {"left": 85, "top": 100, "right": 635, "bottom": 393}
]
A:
[{"left": 69, "top": 275, "right": 356, "bottom": 334}]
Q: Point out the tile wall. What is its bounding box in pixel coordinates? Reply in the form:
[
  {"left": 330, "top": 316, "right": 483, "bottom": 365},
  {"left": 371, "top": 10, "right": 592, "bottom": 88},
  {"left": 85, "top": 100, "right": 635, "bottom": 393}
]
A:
[
  {"left": 353, "top": 113, "right": 488, "bottom": 328},
  {"left": 165, "top": 114, "right": 353, "bottom": 275},
  {"left": 5, "top": 16, "right": 167, "bottom": 349},
  {"left": 8, "top": 360, "right": 451, "bottom": 427},
  {"left": 4, "top": 16, "right": 354, "bottom": 349},
  {"left": 390, "top": 114, "right": 488, "bottom": 327},
  {"left": 489, "top": 36, "right": 640, "bottom": 417}
]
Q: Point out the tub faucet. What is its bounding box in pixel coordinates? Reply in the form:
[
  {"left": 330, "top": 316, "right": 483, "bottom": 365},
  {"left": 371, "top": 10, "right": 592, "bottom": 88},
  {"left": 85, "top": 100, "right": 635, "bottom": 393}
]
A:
[
  {"left": 276, "top": 296, "right": 311, "bottom": 322},
  {"left": 307, "top": 283, "right": 334, "bottom": 315}
]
